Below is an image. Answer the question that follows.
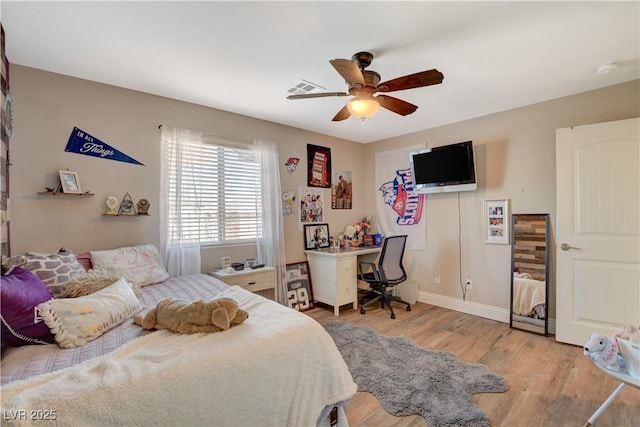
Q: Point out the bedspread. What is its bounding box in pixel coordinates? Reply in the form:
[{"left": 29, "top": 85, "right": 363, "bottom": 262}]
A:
[
  {"left": 512, "top": 274, "right": 546, "bottom": 317},
  {"left": 1, "top": 274, "right": 229, "bottom": 385},
  {"left": 1, "top": 283, "right": 357, "bottom": 426}
]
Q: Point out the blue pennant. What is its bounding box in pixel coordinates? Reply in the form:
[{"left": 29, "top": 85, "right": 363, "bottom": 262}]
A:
[{"left": 65, "top": 127, "right": 144, "bottom": 166}]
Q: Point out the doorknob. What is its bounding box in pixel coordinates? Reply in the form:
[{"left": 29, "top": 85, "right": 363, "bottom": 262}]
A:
[{"left": 560, "top": 243, "right": 581, "bottom": 251}]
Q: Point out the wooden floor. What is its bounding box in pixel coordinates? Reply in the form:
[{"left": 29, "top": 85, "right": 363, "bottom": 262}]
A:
[{"left": 306, "top": 302, "right": 640, "bottom": 427}]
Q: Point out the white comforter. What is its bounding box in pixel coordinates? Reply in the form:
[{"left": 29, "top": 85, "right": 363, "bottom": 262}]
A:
[
  {"left": 1, "top": 285, "right": 357, "bottom": 426},
  {"left": 512, "top": 274, "right": 546, "bottom": 317}
]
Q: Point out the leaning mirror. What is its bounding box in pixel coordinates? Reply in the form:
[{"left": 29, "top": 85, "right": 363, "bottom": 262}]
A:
[{"left": 510, "top": 214, "right": 550, "bottom": 336}]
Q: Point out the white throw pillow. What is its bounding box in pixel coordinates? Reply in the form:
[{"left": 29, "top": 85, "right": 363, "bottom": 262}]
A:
[
  {"left": 38, "top": 278, "right": 142, "bottom": 348},
  {"left": 90, "top": 244, "right": 169, "bottom": 287}
]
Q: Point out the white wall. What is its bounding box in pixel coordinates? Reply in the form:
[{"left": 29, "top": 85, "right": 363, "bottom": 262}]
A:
[
  {"left": 8, "top": 66, "right": 368, "bottom": 272},
  {"left": 8, "top": 64, "right": 639, "bottom": 318},
  {"left": 364, "top": 80, "right": 639, "bottom": 320}
]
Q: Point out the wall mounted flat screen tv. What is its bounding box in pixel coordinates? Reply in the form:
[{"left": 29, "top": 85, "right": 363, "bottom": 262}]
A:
[{"left": 409, "top": 141, "right": 477, "bottom": 194}]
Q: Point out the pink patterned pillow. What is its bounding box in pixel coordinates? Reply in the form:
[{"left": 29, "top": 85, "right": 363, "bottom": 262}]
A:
[{"left": 90, "top": 244, "right": 169, "bottom": 287}]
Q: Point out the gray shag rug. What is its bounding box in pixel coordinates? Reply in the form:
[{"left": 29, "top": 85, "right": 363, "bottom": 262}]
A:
[{"left": 323, "top": 321, "right": 508, "bottom": 427}]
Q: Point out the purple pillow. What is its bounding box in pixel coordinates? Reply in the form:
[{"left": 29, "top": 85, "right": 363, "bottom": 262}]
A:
[{"left": 1, "top": 267, "right": 56, "bottom": 346}]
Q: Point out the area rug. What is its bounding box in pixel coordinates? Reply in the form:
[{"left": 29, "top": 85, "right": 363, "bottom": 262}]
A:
[{"left": 323, "top": 321, "right": 508, "bottom": 427}]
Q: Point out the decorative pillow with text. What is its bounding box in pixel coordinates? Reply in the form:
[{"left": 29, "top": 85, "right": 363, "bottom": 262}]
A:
[
  {"left": 90, "top": 244, "right": 169, "bottom": 287},
  {"left": 38, "top": 278, "right": 142, "bottom": 348}
]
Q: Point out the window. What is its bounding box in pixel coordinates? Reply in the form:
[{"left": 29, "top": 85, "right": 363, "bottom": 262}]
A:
[{"left": 166, "top": 135, "right": 262, "bottom": 245}]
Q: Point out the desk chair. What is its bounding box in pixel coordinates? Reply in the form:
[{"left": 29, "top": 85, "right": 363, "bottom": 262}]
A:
[{"left": 357, "top": 235, "right": 411, "bottom": 319}]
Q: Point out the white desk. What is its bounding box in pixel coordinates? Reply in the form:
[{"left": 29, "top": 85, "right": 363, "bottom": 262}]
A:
[{"left": 304, "top": 246, "right": 381, "bottom": 316}]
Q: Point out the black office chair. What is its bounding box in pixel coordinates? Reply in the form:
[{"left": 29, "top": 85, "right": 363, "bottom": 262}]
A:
[{"left": 357, "top": 235, "right": 411, "bottom": 319}]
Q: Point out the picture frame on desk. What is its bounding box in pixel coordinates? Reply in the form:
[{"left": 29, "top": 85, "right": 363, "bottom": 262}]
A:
[
  {"left": 303, "top": 223, "right": 330, "bottom": 250},
  {"left": 285, "top": 261, "right": 314, "bottom": 312}
]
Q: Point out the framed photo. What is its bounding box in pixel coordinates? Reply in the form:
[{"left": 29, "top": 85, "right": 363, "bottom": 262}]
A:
[
  {"left": 220, "top": 256, "right": 231, "bottom": 269},
  {"left": 484, "top": 199, "right": 510, "bottom": 244},
  {"left": 304, "top": 223, "right": 330, "bottom": 250},
  {"left": 285, "top": 261, "right": 314, "bottom": 312},
  {"left": 59, "top": 170, "right": 82, "bottom": 194}
]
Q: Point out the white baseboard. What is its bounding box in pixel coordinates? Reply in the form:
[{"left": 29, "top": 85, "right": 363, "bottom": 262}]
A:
[
  {"left": 417, "top": 291, "right": 510, "bottom": 323},
  {"left": 417, "top": 291, "right": 556, "bottom": 334}
]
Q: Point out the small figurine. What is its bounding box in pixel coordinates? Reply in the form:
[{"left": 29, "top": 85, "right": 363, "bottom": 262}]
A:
[
  {"left": 106, "top": 195, "right": 119, "bottom": 215},
  {"left": 137, "top": 198, "right": 150, "bottom": 215}
]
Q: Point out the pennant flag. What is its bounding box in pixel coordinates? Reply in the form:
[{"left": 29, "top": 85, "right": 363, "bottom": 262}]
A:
[{"left": 65, "top": 127, "right": 144, "bottom": 166}]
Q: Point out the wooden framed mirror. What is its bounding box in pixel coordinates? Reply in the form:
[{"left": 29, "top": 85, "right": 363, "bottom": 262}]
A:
[{"left": 510, "top": 214, "right": 550, "bottom": 335}]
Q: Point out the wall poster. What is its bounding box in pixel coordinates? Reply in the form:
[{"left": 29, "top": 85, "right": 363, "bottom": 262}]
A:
[
  {"left": 307, "top": 144, "right": 331, "bottom": 188},
  {"left": 299, "top": 186, "right": 324, "bottom": 227},
  {"left": 332, "top": 169, "right": 352, "bottom": 209},
  {"left": 285, "top": 261, "right": 314, "bottom": 312}
]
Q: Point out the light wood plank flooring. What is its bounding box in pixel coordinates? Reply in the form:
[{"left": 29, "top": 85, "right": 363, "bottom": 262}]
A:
[{"left": 306, "top": 302, "right": 640, "bottom": 427}]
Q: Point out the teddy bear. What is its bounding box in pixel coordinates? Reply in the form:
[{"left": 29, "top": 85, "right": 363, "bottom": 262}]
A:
[
  {"left": 134, "top": 297, "right": 249, "bottom": 334},
  {"left": 583, "top": 333, "right": 621, "bottom": 371}
]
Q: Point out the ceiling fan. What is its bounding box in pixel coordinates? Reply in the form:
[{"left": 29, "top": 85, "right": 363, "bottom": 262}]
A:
[{"left": 287, "top": 51, "right": 444, "bottom": 122}]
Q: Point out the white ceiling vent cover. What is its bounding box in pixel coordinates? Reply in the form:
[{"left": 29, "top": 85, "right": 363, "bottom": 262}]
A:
[{"left": 286, "top": 80, "right": 326, "bottom": 95}]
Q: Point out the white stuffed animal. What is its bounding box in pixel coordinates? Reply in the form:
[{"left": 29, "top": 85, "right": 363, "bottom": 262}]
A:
[{"left": 583, "top": 333, "right": 621, "bottom": 372}]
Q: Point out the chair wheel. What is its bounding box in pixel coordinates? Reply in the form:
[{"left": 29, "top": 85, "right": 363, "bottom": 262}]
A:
[
  {"left": 391, "top": 313, "right": 396, "bottom": 319},
  {"left": 360, "top": 307, "right": 366, "bottom": 315},
  {"left": 406, "top": 305, "right": 411, "bottom": 312}
]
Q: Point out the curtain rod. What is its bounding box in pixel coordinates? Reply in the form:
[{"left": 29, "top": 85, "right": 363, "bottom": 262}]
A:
[{"left": 157, "top": 124, "right": 254, "bottom": 144}]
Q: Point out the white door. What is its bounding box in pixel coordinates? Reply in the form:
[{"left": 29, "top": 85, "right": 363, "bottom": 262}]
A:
[{"left": 556, "top": 118, "right": 640, "bottom": 346}]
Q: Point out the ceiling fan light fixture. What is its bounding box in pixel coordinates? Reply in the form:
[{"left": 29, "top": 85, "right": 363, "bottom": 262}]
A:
[{"left": 347, "top": 96, "right": 380, "bottom": 120}]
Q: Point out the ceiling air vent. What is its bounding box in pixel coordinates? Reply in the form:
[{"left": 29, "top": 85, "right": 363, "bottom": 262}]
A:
[{"left": 286, "top": 79, "right": 326, "bottom": 96}]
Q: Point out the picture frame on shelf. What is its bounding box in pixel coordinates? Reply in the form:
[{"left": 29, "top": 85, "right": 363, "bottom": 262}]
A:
[
  {"left": 285, "top": 261, "right": 314, "bottom": 312},
  {"left": 59, "top": 170, "right": 82, "bottom": 194},
  {"left": 303, "top": 223, "right": 330, "bottom": 250},
  {"left": 118, "top": 193, "right": 137, "bottom": 216},
  {"left": 484, "top": 199, "right": 510, "bottom": 244}
]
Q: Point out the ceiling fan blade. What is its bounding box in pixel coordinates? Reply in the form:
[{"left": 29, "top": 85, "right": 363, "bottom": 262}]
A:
[
  {"left": 376, "top": 94, "right": 418, "bottom": 116},
  {"left": 377, "top": 69, "right": 444, "bottom": 92},
  {"left": 332, "top": 105, "right": 351, "bottom": 121},
  {"left": 287, "top": 92, "right": 349, "bottom": 100},
  {"left": 330, "top": 59, "right": 365, "bottom": 85}
]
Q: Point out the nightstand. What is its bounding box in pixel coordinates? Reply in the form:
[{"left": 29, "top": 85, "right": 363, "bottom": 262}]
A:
[{"left": 209, "top": 266, "right": 276, "bottom": 300}]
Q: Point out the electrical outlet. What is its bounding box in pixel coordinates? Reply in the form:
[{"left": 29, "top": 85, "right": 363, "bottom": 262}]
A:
[
  {"left": 433, "top": 273, "right": 440, "bottom": 284},
  {"left": 465, "top": 279, "right": 473, "bottom": 289}
]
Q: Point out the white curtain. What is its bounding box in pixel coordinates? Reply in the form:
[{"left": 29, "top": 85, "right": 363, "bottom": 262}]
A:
[
  {"left": 254, "top": 139, "right": 287, "bottom": 305},
  {"left": 159, "top": 126, "right": 202, "bottom": 276}
]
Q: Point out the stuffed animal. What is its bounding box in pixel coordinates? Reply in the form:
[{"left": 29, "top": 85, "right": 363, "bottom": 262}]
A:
[
  {"left": 615, "top": 324, "right": 640, "bottom": 343},
  {"left": 134, "top": 297, "right": 249, "bottom": 334},
  {"left": 583, "top": 333, "right": 621, "bottom": 371}
]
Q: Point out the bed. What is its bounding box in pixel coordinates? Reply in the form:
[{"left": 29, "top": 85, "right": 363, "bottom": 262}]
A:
[
  {"left": 512, "top": 272, "right": 546, "bottom": 326},
  {"left": 1, "top": 246, "right": 356, "bottom": 426}
]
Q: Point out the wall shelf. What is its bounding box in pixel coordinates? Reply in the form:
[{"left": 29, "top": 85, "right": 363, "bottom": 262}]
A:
[
  {"left": 37, "top": 191, "right": 95, "bottom": 196},
  {"left": 102, "top": 213, "right": 149, "bottom": 217}
]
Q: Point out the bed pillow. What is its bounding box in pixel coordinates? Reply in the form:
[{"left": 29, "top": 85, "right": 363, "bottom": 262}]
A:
[
  {"left": 38, "top": 277, "right": 142, "bottom": 348},
  {"left": 0, "top": 267, "right": 56, "bottom": 346},
  {"left": 61, "top": 269, "right": 123, "bottom": 298},
  {"left": 90, "top": 244, "right": 169, "bottom": 287},
  {"left": 3, "top": 250, "right": 86, "bottom": 297},
  {"left": 75, "top": 252, "right": 93, "bottom": 271}
]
